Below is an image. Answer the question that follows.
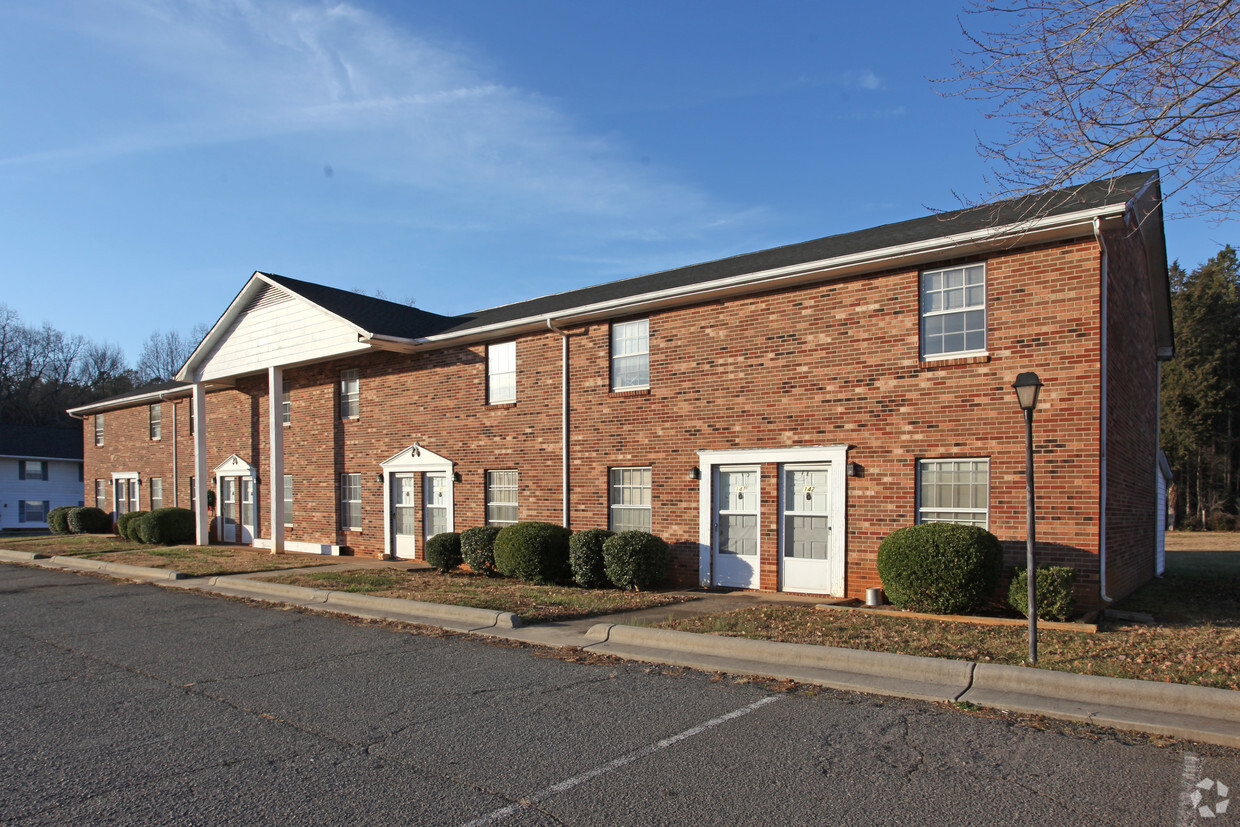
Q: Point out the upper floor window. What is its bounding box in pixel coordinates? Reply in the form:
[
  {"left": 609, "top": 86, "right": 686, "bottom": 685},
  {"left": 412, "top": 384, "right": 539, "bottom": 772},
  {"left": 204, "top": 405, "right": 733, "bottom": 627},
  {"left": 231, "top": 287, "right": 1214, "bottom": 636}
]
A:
[
  {"left": 94, "top": 414, "right": 105, "bottom": 446},
  {"left": 921, "top": 264, "right": 986, "bottom": 359},
  {"left": 149, "top": 403, "right": 162, "bottom": 440},
  {"left": 340, "top": 369, "right": 360, "bottom": 419},
  {"left": 282, "top": 380, "right": 291, "bottom": 426},
  {"left": 18, "top": 460, "right": 47, "bottom": 481},
  {"left": 487, "top": 342, "right": 516, "bottom": 404},
  {"left": 917, "top": 459, "right": 989, "bottom": 528},
  {"left": 609, "top": 467, "right": 652, "bottom": 533},
  {"left": 486, "top": 470, "right": 518, "bottom": 526},
  {"left": 611, "top": 319, "right": 650, "bottom": 390}
]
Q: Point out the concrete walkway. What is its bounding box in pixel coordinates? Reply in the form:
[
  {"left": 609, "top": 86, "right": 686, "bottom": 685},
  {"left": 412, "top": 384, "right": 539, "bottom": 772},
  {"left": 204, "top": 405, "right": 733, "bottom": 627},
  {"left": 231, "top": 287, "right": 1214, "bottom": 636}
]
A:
[{"left": 4, "top": 548, "right": 1240, "bottom": 749}]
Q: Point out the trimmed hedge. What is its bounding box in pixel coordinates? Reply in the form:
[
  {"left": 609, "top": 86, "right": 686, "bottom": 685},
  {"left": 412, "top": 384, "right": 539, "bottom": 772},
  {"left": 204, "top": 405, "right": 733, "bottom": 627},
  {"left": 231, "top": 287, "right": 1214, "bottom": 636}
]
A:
[
  {"left": 141, "top": 508, "right": 195, "bottom": 545},
  {"left": 47, "top": 506, "right": 73, "bottom": 535},
  {"left": 117, "top": 510, "right": 148, "bottom": 542},
  {"left": 1008, "top": 565, "right": 1077, "bottom": 622},
  {"left": 569, "top": 528, "right": 615, "bottom": 589},
  {"left": 876, "top": 523, "right": 1003, "bottom": 615},
  {"left": 426, "top": 532, "right": 463, "bottom": 573},
  {"left": 494, "top": 521, "right": 572, "bottom": 584},
  {"left": 461, "top": 526, "right": 502, "bottom": 576},
  {"left": 603, "top": 531, "right": 670, "bottom": 591},
  {"left": 66, "top": 506, "right": 110, "bottom": 535}
]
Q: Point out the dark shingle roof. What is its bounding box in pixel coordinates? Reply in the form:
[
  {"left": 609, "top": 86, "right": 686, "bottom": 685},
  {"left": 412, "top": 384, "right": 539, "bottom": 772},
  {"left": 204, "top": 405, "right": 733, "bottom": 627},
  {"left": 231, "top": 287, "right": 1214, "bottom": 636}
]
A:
[
  {"left": 262, "top": 274, "right": 462, "bottom": 340},
  {"left": 0, "top": 424, "right": 83, "bottom": 460}
]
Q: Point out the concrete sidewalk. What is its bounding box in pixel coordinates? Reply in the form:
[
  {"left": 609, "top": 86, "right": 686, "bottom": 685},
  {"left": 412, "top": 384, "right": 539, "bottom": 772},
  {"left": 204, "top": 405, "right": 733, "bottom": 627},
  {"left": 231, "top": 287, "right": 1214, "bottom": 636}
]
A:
[{"left": 4, "top": 548, "right": 1240, "bottom": 749}]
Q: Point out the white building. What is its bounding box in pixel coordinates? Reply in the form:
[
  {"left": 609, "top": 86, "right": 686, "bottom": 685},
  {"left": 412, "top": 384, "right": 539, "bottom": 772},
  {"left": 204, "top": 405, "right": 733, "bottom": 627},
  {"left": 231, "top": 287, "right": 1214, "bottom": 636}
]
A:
[{"left": 0, "top": 424, "right": 84, "bottom": 530}]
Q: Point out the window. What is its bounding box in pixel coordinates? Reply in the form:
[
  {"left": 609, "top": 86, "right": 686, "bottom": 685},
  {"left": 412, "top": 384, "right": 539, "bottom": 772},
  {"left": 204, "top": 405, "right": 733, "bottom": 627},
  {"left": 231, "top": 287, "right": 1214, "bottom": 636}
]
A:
[
  {"left": 149, "top": 403, "right": 162, "bottom": 440},
  {"left": 189, "top": 477, "right": 196, "bottom": 512},
  {"left": 609, "top": 467, "right": 652, "bottom": 532},
  {"left": 189, "top": 404, "right": 195, "bottom": 436},
  {"left": 340, "top": 369, "right": 360, "bottom": 419},
  {"left": 282, "top": 380, "right": 291, "bottom": 426},
  {"left": 95, "top": 480, "right": 106, "bottom": 509},
  {"left": 921, "top": 263, "right": 986, "bottom": 358},
  {"left": 487, "top": 342, "right": 516, "bottom": 404},
  {"left": 611, "top": 319, "right": 650, "bottom": 390},
  {"left": 283, "top": 474, "right": 293, "bottom": 525},
  {"left": 19, "top": 500, "right": 49, "bottom": 523},
  {"left": 150, "top": 478, "right": 163, "bottom": 510},
  {"left": 340, "top": 473, "right": 361, "bottom": 530},
  {"left": 18, "top": 461, "right": 47, "bottom": 481},
  {"left": 486, "top": 470, "right": 518, "bottom": 526},
  {"left": 917, "top": 459, "right": 989, "bottom": 527},
  {"left": 94, "top": 414, "right": 104, "bottom": 446}
]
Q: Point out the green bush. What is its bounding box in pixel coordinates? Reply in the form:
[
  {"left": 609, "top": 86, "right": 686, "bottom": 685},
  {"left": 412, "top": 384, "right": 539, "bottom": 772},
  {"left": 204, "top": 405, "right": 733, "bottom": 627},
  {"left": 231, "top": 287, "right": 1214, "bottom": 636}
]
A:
[
  {"left": 47, "top": 506, "right": 73, "bottom": 535},
  {"left": 66, "top": 506, "right": 110, "bottom": 535},
  {"left": 426, "top": 532, "right": 463, "bottom": 573},
  {"left": 141, "top": 508, "right": 195, "bottom": 545},
  {"left": 603, "top": 531, "right": 670, "bottom": 591},
  {"left": 570, "top": 528, "right": 615, "bottom": 588},
  {"left": 493, "top": 521, "right": 572, "bottom": 584},
  {"left": 461, "top": 526, "right": 502, "bottom": 576},
  {"left": 117, "top": 510, "right": 148, "bottom": 542},
  {"left": 1008, "top": 565, "right": 1077, "bottom": 622},
  {"left": 876, "top": 523, "right": 1003, "bottom": 615}
]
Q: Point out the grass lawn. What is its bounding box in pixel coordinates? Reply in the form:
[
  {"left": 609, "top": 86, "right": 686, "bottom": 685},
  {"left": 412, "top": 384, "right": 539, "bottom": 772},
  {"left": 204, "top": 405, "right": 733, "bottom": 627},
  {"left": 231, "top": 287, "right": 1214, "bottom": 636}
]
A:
[
  {"left": 657, "top": 532, "right": 1240, "bottom": 691},
  {"left": 1, "top": 533, "right": 339, "bottom": 576},
  {"left": 264, "top": 568, "right": 691, "bottom": 625}
]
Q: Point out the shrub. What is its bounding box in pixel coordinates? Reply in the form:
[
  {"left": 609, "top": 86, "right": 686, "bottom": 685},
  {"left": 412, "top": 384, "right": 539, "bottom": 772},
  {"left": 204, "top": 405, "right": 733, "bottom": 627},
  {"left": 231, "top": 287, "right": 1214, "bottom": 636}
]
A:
[
  {"left": 603, "top": 531, "right": 670, "bottom": 591},
  {"left": 47, "top": 506, "right": 73, "bottom": 535},
  {"left": 494, "top": 521, "right": 572, "bottom": 584},
  {"left": 141, "top": 508, "right": 195, "bottom": 545},
  {"left": 117, "top": 510, "right": 148, "bottom": 542},
  {"left": 876, "top": 523, "right": 1003, "bottom": 615},
  {"left": 461, "top": 526, "right": 502, "bottom": 576},
  {"left": 570, "top": 528, "right": 615, "bottom": 588},
  {"left": 426, "top": 532, "right": 463, "bottom": 573},
  {"left": 1008, "top": 565, "right": 1077, "bottom": 622},
  {"left": 66, "top": 506, "right": 110, "bottom": 535}
]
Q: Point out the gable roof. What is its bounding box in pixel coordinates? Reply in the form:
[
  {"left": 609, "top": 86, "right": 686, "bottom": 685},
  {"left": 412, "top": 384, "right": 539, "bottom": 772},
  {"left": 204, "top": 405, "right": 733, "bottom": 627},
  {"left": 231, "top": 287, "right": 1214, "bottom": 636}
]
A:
[{"left": 0, "top": 424, "right": 84, "bottom": 461}]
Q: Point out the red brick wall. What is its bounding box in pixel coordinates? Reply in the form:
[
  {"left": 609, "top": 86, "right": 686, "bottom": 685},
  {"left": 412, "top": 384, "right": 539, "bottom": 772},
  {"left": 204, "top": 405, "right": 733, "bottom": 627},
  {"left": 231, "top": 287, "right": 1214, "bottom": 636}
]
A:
[{"left": 82, "top": 234, "right": 1160, "bottom": 609}]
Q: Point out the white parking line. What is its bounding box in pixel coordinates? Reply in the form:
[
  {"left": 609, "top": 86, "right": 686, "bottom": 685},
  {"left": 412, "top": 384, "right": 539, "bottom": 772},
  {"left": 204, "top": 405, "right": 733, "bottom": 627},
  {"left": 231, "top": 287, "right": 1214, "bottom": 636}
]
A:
[
  {"left": 1178, "top": 752, "right": 1201, "bottom": 827},
  {"left": 461, "top": 694, "right": 784, "bottom": 826}
]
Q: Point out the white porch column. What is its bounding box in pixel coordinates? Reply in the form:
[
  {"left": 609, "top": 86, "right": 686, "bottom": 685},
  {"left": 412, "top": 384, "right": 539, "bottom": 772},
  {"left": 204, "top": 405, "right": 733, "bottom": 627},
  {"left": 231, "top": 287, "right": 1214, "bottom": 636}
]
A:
[
  {"left": 192, "top": 382, "right": 209, "bottom": 546},
  {"left": 268, "top": 366, "right": 285, "bottom": 554}
]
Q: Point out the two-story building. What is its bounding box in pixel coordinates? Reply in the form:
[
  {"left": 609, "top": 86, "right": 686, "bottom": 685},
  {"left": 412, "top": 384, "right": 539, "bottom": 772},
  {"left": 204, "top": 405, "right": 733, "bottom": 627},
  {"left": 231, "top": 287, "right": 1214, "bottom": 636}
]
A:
[
  {"left": 0, "top": 424, "right": 85, "bottom": 530},
  {"left": 70, "top": 172, "right": 1173, "bottom": 609}
]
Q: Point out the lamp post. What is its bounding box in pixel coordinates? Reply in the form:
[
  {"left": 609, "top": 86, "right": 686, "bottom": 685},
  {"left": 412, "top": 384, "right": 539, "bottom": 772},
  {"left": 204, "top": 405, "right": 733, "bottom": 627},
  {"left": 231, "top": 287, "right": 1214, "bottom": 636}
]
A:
[{"left": 1012, "top": 372, "right": 1043, "bottom": 664}]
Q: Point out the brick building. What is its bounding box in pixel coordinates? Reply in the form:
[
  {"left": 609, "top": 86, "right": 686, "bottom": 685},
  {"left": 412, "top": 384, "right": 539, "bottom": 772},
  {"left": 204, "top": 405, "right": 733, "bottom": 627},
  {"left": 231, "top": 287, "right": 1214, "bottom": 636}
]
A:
[{"left": 69, "top": 173, "right": 1173, "bottom": 609}]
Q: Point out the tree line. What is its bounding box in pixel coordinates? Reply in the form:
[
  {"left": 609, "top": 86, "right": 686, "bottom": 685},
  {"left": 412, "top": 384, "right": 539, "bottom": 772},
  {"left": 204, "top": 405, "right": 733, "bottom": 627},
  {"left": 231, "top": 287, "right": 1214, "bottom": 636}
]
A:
[
  {"left": 0, "top": 304, "right": 205, "bottom": 429},
  {"left": 1161, "top": 246, "right": 1240, "bottom": 529}
]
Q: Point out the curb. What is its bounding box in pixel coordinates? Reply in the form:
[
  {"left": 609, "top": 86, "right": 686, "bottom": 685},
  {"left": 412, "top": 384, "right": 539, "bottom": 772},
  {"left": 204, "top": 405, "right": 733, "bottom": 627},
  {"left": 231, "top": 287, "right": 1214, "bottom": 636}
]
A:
[
  {"left": 0, "top": 549, "right": 48, "bottom": 562},
  {"left": 583, "top": 623, "right": 973, "bottom": 703},
  {"left": 47, "top": 555, "right": 185, "bottom": 582}
]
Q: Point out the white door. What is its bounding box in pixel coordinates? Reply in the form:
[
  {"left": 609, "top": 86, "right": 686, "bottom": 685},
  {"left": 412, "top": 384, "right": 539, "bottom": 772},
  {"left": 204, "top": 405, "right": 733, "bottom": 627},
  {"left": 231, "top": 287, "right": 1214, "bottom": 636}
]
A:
[
  {"left": 713, "top": 466, "right": 760, "bottom": 589},
  {"left": 780, "top": 465, "right": 834, "bottom": 594},
  {"left": 239, "top": 478, "right": 255, "bottom": 544},
  {"left": 424, "top": 472, "right": 448, "bottom": 542},
  {"left": 220, "top": 478, "right": 237, "bottom": 543},
  {"left": 392, "top": 473, "right": 418, "bottom": 559}
]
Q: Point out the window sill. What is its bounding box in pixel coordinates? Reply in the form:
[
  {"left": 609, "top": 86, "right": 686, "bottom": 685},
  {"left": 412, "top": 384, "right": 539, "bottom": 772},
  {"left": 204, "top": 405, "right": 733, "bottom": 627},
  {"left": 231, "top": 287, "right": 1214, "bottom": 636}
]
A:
[
  {"left": 609, "top": 387, "right": 651, "bottom": 398},
  {"left": 341, "top": 417, "right": 360, "bottom": 423},
  {"left": 488, "top": 401, "right": 517, "bottom": 409},
  {"left": 919, "top": 353, "right": 990, "bottom": 370}
]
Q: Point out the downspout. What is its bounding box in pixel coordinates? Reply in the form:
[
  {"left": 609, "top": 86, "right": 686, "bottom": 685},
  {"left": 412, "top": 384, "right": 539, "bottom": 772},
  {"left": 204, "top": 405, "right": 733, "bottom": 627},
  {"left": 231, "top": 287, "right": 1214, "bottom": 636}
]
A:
[
  {"left": 1093, "top": 217, "right": 1112, "bottom": 603},
  {"left": 160, "top": 393, "right": 178, "bottom": 507},
  {"left": 546, "top": 318, "right": 570, "bottom": 528}
]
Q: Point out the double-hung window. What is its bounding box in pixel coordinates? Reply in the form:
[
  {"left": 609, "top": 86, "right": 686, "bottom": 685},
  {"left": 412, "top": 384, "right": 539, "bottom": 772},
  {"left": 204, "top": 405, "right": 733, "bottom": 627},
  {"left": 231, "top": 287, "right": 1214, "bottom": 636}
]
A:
[
  {"left": 282, "top": 380, "right": 291, "bottom": 426},
  {"left": 340, "top": 473, "right": 361, "bottom": 530},
  {"left": 611, "top": 319, "right": 650, "bottom": 390},
  {"left": 340, "top": 369, "right": 360, "bottom": 419},
  {"left": 94, "top": 414, "right": 105, "bottom": 446},
  {"left": 150, "top": 478, "right": 164, "bottom": 510},
  {"left": 95, "top": 480, "right": 107, "bottom": 509},
  {"left": 486, "top": 470, "right": 518, "bottom": 526},
  {"left": 149, "top": 404, "right": 162, "bottom": 440},
  {"left": 609, "top": 467, "right": 652, "bottom": 532},
  {"left": 488, "top": 342, "right": 516, "bottom": 404},
  {"left": 19, "top": 500, "right": 48, "bottom": 523},
  {"left": 921, "top": 264, "right": 986, "bottom": 358},
  {"left": 917, "top": 459, "right": 989, "bottom": 527},
  {"left": 283, "top": 474, "right": 294, "bottom": 525},
  {"left": 18, "top": 461, "right": 47, "bottom": 481}
]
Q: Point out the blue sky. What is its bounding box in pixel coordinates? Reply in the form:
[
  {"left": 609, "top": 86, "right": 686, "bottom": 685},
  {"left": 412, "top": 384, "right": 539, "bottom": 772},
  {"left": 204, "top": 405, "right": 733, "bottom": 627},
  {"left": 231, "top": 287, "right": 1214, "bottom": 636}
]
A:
[{"left": 1, "top": 1, "right": 1232, "bottom": 365}]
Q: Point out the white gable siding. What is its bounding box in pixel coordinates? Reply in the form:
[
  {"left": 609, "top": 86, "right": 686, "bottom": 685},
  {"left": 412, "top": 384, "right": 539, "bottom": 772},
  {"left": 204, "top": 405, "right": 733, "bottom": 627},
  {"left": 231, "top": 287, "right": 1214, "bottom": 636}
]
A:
[
  {"left": 0, "top": 457, "right": 84, "bottom": 529},
  {"left": 197, "top": 286, "right": 369, "bottom": 381}
]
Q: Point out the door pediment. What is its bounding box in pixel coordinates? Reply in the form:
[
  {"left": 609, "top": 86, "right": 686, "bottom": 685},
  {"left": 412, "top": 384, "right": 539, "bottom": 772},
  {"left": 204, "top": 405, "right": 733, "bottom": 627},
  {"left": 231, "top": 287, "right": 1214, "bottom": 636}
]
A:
[
  {"left": 214, "top": 454, "right": 257, "bottom": 475},
  {"left": 380, "top": 443, "right": 454, "bottom": 472}
]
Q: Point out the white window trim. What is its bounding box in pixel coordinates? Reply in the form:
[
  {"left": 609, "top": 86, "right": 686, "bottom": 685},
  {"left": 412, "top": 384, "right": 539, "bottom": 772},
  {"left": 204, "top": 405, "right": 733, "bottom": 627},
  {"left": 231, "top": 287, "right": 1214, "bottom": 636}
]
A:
[
  {"left": 487, "top": 341, "right": 517, "bottom": 404},
  {"left": 916, "top": 458, "right": 990, "bottom": 528},
  {"left": 920, "top": 263, "right": 988, "bottom": 361},
  {"left": 611, "top": 319, "right": 650, "bottom": 391},
  {"left": 283, "top": 474, "right": 294, "bottom": 526},
  {"left": 340, "top": 472, "right": 362, "bottom": 531},
  {"left": 609, "top": 466, "right": 652, "bottom": 533},
  {"left": 282, "top": 380, "right": 291, "bottom": 427},
  {"left": 94, "top": 414, "right": 104, "bottom": 446},
  {"left": 486, "top": 469, "right": 519, "bottom": 527},
  {"left": 150, "top": 478, "right": 164, "bottom": 510},
  {"left": 149, "top": 403, "right": 162, "bottom": 440},
  {"left": 340, "top": 369, "right": 360, "bottom": 420}
]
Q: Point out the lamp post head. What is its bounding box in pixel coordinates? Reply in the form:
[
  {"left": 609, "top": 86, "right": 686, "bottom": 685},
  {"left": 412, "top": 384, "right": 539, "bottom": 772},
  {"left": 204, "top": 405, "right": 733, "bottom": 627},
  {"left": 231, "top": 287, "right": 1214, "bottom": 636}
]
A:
[{"left": 1012, "top": 372, "right": 1044, "bottom": 412}]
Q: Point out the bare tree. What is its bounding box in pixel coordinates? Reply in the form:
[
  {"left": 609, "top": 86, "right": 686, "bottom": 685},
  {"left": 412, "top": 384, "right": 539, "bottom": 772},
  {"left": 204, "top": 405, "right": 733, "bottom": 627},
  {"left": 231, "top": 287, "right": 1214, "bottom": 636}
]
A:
[
  {"left": 135, "top": 324, "right": 210, "bottom": 384},
  {"left": 940, "top": 0, "right": 1240, "bottom": 217}
]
